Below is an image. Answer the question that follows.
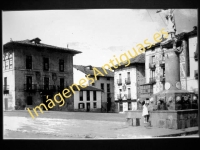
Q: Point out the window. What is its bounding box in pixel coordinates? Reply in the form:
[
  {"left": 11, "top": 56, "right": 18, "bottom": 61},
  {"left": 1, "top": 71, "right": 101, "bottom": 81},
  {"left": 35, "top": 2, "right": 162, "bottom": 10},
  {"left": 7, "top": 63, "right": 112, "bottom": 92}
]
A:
[
  {"left": 26, "top": 55, "right": 32, "bottom": 69},
  {"left": 119, "top": 74, "right": 121, "bottom": 79},
  {"left": 5, "top": 59, "right": 9, "bottom": 70},
  {"left": 152, "top": 56, "right": 155, "bottom": 63},
  {"left": 93, "top": 91, "right": 96, "bottom": 101},
  {"left": 60, "top": 78, "right": 64, "bottom": 90},
  {"left": 43, "top": 57, "right": 49, "bottom": 71},
  {"left": 128, "top": 88, "right": 131, "bottom": 99},
  {"left": 44, "top": 77, "right": 49, "bottom": 90},
  {"left": 93, "top": 102, "right": 97, "bottom": 108},
  {"left": 80, "top": 91, "right": 83, "bottom": 101},
  {"left": 3, "top": 53, "right": 13, "bottom": 70},
  {"left": 9, "top": 53, "right": 13, "bottom": 69},
  {"left": 97, "top": 76, "right": 100, "bottom": 80},
  {"left": 78, "top": 103, "right": 85, "bottom": 109},
  {"left": 163, "top": 68, "right": 165, "bottom": 77},
  {"left": 4, "top": 77, "right": 7, "bottom": 86},
  {"left": 87, "top": 91, "right": 90, "bottom": 101},
  {"left": 92, "top": 82, "right": 95, "bottom": 86},
  {"left": 151, "top": 70, "right": 155, "bottom": 78},
  {"left": 119, "top": 102, "right": 123, "bottom": 112},
  {"left": 101, "top": 83, "right": 104, "bottom": 91},
  {"left": 127, "top": 72, "right": 130, "bottom": 78},
  {"left": 107, "top": 84, "right": 110, "bottom": 92},
  {"left": 162, "top": 53, "right": 165, "bottom": 60},
  {"left": 107, "top": 77, "right": 110, "bottom": 80},
  {"left": 59, "top": 59, "right": 64, "bottom": 72},
  {"left": 128, "top": 102, "right": 132, "bottom": 110},
  {"left": 27, "top": 96, "right": 32, "bottom": 105},
  {"left": 4, "top": 77, "right": 7, "bottom": 90},
  {"left": 26, "top": 76, "right": 32, "bottom": 90}
]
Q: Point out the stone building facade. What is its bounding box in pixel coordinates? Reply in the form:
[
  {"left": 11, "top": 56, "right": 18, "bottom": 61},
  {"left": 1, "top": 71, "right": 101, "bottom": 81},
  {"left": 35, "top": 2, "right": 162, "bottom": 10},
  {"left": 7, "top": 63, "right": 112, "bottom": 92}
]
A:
[
  {"left": 113, "top": 54, "right": 145, "bottom": 112},
  {"left": 140, "top": 28, "right": 198, "bottom": 102},
  {"left": 74, "top": 85, "right": 102, "bottom": 112},
  {"left": 3, "top": 38, "right": 81, "bottom": 111},
  {"left": 73, "top": 65, "right": 115, "bottom": 112}
]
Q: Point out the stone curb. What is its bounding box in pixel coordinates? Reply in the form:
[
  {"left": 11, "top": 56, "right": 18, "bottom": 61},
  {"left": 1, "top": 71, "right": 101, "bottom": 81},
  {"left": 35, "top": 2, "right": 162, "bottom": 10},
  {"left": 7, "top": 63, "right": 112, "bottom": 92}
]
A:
[{"left": 154, "top": 130, "right": 199, "bottom": 137}]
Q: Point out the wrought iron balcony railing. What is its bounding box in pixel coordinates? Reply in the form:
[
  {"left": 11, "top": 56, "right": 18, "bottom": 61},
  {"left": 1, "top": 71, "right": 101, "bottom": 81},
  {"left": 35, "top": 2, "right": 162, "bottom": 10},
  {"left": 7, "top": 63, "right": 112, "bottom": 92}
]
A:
[
  {"left": 125, "top": 78, "right": 131, "bottom": 85},
  {"left": 159, "top": 60, "right": 165, "bottom": 68},
  {"left": 3, "top": 85, "right": 9, "bottom": 94},
  {"left": 140, "top": 88, "right": 153, "bottom": 94},
  {"left": 125, "top": 93, "right": 131, "bottom": 100},
  {"left": 38, "top": 85, "right": 58, "bottom": 91},
  {"left": 117, "top": 79, "right": 122, "bottom": 86},
  {"left": 160, "top": 75, "right": 165, "bottom": 82},
  {"left": 149, "top": 77, "right": 156, "bottom": 84},
  {"left": 117, "top": 94, "right": 122, "bottom": 100},
  {"left": 57, "top": 85, "right": 65, "bottom": 92},
  {"left": 24, "top": 84, "right": 37, "bottom": 91},
  {"left": 149, "top": 63, "right": 156, "bottom": 70}
]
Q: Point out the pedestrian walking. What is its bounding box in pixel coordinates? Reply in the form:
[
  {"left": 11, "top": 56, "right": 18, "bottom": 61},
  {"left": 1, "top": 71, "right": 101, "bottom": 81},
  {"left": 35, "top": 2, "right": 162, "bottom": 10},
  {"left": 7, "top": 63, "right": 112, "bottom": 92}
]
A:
[{"left": 142, "top": 101, "right": 149, "bottom": 123}]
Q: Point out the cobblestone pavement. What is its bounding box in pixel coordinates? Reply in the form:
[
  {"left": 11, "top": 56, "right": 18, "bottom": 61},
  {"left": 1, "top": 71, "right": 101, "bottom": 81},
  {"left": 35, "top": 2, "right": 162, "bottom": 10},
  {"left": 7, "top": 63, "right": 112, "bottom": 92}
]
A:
[{"left": 3, "top": 111, "right": 199, "bottom": 139}]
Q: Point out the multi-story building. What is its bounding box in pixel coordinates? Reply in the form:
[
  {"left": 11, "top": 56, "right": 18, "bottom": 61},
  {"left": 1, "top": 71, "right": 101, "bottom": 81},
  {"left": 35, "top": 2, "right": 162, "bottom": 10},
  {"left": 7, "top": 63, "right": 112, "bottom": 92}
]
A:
[
  {"left": 3, "top": 38, "right": 81, "bottom": 111},
  {"left": 73, "top": 65, "right": 115, "bottom": 112},
  {"left": 113, "top": 54, "right": 145, "bottom": 112},
  {"left": 74, "top": 85, "right": 102, "bottom": 112},
  {"left": 140, "top": 27, "right": 198, "bottom": 101}
]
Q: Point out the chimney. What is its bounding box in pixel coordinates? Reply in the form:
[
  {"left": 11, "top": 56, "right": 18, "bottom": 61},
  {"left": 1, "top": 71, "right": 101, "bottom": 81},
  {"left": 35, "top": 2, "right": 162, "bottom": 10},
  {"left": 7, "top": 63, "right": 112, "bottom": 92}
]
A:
[{"left": 30, "top": 38, "right": 41, "bottom": 44}]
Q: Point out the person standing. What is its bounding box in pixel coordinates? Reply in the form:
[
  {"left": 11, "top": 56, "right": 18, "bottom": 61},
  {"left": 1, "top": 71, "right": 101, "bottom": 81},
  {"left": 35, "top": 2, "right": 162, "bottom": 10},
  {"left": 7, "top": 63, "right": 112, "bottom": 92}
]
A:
[{"left": 142, "top": 101, "right": 149, "bottom": 123}]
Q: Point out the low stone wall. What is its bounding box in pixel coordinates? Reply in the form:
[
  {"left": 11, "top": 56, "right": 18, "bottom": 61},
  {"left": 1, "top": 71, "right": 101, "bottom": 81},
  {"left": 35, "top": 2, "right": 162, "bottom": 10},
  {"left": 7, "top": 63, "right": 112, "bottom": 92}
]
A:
[
  {"left": 125, "top": 109, "right": 198, "bottom": 129},
  {"left": 74, "top": 108, "right": 101, "bottom": 112}
]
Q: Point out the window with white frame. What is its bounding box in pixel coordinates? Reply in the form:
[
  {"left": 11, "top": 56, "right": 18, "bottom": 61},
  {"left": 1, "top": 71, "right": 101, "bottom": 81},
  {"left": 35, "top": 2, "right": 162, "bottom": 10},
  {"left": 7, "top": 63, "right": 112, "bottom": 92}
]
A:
[
  {"left": 3, "top": 52, "right": 13, "bottom": 70},
  {"left": 93, "top": 102, "right": 97, "bottom": 108}
]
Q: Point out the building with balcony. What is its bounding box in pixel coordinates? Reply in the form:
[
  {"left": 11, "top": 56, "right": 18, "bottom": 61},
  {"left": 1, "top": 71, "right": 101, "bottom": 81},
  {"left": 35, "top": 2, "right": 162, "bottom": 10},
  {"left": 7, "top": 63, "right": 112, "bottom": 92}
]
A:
[
  {"left": 113, "top": 54, "right": 145, "bottom": 112},
  {"left": 73, "top": 65, "right": 115, "bottom": 112},
  {"left": 140, "top": 27, "right": 198, "bottom": 101},
  {"left": 3, "top": 38, "right": 81, "bottom": 111}
]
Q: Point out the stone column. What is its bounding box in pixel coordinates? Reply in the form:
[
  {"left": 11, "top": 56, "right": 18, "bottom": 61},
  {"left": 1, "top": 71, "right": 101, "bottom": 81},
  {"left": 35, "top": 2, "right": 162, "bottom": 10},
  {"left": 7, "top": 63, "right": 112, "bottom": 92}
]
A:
[{"left": 164, "top": 45, "right": 181, "bottom": 90}]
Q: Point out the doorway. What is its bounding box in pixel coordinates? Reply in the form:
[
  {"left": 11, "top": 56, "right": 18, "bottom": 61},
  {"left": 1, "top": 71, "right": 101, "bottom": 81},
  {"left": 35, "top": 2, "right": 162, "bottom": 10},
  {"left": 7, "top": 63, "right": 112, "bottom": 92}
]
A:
[
  {"left": 107, "top": 96, "right": 111, "bottom": 112},
  {"left": 4, "top": 98, "right": 8, "bottom": 110},
  {"left": 42, "top": 95, "right": 49, "bottom": 111},
  {"left": 119, "top": 102, "right": 123, "bottom": 112},
  {"left": 86, "top": 103, "right": 90, "bottom": 112}
]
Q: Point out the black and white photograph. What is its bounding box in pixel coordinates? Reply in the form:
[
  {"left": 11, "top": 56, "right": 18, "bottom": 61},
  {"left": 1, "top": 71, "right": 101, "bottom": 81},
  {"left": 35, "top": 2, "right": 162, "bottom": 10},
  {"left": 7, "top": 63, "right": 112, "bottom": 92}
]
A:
[{"left": 2, "top": 8, "right": 199, "bottom": 139}]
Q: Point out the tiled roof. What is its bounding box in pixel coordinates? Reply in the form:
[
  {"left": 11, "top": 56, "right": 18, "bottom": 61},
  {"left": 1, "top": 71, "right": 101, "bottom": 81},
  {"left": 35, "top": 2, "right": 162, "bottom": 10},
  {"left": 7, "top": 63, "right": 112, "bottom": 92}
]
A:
[
  {"left": 112, "top": 53, "right": 145, "bottom": 70},
  {"left": 74, "top": 85, "right": 103, "bottom": 91},
  {"left": 73, "top": 65, "right": 114, "bottom": 77},
  {"left": 129, "top": 53, "right": 145, "bottom": 64},
  {"left": 145, "top": 28, "right": 197, "bottom": 51},
  {"left": 3, "top": 38, "right": 82, "bottom": 55}
]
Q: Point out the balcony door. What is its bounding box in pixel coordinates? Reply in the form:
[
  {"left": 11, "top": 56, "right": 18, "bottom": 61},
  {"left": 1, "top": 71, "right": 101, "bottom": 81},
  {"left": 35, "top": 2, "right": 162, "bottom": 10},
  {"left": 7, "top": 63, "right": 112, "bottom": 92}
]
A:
[
  {"left": 44, "top": 77, "right": 49, "bottom": 90},
  {"left": 4, "top": 77, "right": 7, "bottom": 90},
  {"left": 127, "top": 72, "right": 130, "bottom": 81},
  {"left": 128, "top": 88, "right": 131, "bottom": 99},
  {"left": 26, "top": 76, "right": 32, "bottom": 90},
  {"left": 60, "top": 78, "right": 64, "bottom": 90},
  {"left": 4, "top": 98, "right": 8, "bottom": 110}
]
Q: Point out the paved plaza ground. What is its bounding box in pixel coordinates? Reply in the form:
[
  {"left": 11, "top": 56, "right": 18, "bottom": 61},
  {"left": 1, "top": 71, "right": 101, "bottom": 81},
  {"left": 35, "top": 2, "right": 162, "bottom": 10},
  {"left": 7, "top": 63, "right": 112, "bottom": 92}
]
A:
[{"left": 3, "top": 111, "right": 199, "bottom": 139}]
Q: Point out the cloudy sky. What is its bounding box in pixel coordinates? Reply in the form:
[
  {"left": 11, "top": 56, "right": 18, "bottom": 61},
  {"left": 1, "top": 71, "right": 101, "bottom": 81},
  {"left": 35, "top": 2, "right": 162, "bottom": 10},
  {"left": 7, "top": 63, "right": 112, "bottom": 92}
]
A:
[{"left": 3, "top": 9, "right": 197, "bottom": 67}]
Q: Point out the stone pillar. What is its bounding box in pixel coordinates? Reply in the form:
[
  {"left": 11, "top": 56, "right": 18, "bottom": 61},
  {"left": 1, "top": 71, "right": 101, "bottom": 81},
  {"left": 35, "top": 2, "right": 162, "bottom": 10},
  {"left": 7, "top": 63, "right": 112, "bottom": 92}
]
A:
[{"left": 165, "top": 48, "right": 180, "bottom": 90}]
